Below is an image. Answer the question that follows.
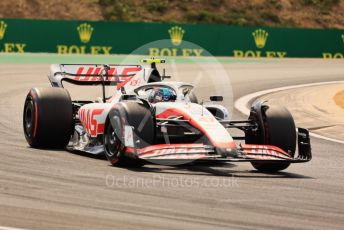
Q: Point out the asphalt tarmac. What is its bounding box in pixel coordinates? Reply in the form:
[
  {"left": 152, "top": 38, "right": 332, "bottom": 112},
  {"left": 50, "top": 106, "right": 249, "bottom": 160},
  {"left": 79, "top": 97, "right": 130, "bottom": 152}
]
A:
[
  {"left": 0, "top": 59, "right": 343, "bottom": 230},
  {"left": 258, "top": 83, "right": 344, "bottom": 141}
]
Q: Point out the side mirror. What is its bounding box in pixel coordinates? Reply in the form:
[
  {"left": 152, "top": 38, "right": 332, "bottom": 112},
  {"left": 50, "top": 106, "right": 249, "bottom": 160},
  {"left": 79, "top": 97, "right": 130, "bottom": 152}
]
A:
[{"left": 210, "top": 96, "right": 223, "bottom": 102}]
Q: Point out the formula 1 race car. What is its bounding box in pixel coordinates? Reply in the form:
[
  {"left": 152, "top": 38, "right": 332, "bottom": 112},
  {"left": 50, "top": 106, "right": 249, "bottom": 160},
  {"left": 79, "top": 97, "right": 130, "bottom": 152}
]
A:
[{"left": 23, "top": 58, "right": 312, "bottom": 172}]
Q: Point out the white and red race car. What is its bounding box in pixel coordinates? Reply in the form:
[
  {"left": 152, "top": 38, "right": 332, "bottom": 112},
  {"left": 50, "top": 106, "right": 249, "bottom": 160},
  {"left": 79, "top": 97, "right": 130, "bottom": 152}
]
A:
[{"left": 23, "top": 59, "right": 311, "bottom": 172}]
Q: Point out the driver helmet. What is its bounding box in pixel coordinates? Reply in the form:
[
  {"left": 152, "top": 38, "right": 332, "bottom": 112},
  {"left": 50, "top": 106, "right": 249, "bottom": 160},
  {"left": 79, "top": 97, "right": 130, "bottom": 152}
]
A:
[{"left": 148, "top": 87, "right": 176, "bottom": 103}]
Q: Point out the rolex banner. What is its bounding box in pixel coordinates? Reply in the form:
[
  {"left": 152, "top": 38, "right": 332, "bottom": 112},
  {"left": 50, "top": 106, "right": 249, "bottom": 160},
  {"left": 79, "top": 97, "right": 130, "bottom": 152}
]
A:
[{"left": 0, "top": 18, "right": 343, "bottom": 58}]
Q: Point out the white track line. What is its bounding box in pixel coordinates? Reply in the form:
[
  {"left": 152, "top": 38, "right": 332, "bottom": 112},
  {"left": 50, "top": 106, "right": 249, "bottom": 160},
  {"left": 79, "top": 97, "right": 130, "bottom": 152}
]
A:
[
  {"left": 234, "top": 80, "right": 344, "bottom": 144},
  {"left": 0, "top": 227, "right": 26, "bottom": 230}
]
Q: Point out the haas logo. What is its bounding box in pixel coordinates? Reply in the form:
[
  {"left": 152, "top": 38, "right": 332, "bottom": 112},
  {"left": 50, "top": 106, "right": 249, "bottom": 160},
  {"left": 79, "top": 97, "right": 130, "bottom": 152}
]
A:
[
  {"left": 79, "top": 108, "right": 105, "bottom": 137},
  {"left": 74, "top": 66, "right": 142, "bottom": 89}
]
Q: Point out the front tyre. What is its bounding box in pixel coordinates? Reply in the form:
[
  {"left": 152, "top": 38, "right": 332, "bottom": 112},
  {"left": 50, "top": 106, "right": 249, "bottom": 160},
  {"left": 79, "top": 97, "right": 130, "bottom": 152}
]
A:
[
  {"left": 103, "top": 101, "right": 155, "bottom": 167},
  {"left": 104, "top": 119, "right": 123, "bottom": 166},
  {"left": 246, "top": 104, "right": 296, "bottom": 172}
]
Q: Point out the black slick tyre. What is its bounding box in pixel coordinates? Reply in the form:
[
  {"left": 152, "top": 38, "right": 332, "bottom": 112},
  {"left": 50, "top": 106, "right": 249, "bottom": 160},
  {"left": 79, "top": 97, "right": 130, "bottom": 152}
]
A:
[
  {"left": 104, "top": 101, "right": 155, "bottom": 167},
  {"left": 23, "top": 87, "right": 73, "bottom": 148},
  {"left": 246, "top": 105, "right": 296, "bottom": 172}
]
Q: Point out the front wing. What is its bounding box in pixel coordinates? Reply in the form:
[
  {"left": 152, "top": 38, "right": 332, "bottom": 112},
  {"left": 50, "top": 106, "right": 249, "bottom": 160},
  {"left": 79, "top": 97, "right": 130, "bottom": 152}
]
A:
[{"left": 126, "top": 128, "right": 312, "bottom": 163}]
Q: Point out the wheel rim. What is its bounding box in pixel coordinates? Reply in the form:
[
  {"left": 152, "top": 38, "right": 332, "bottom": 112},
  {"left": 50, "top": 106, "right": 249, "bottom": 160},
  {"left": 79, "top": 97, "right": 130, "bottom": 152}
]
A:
[
  {"left": 24, "top": 99, "right": 35, "bottom": 138},
  {"left": 104, "top": 123, "right": 121, "bottom": 158}
]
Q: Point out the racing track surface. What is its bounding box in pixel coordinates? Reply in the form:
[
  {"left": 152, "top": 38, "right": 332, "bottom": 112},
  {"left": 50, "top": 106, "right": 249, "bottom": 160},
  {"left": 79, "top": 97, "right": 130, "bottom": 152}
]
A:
[{"left": 0, "top": 59, "right": 344, "bottom": 229}]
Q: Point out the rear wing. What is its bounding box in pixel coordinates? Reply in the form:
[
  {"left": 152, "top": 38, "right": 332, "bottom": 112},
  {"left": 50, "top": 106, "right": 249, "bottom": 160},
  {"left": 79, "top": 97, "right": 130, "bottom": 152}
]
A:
[{"left": 48, "top": 64, "right": 142, "bottom": 87}]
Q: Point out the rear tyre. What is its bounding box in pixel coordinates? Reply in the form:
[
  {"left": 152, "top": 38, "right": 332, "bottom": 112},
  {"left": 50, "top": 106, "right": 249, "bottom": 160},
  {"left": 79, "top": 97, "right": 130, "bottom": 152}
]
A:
[
  {"left": 104, "top": 101, "right": 155, "bottom": 167},
  {"left": 23, "top": 87, "right": 73, "bottom": 148},
  {"left": 246, "top": 104, "right": 296, "bottom": 172}
]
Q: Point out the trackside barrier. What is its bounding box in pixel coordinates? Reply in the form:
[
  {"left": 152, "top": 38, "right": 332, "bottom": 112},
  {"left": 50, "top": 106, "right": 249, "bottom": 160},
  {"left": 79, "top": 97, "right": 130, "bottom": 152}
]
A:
[{"left": 0, "top": 18, "right": 343, "bottom": 58}]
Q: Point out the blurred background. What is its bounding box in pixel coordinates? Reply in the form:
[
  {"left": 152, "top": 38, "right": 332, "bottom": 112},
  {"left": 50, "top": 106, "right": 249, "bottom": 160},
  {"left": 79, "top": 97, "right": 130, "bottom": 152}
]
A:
[{"left": 0, "top": 0, "right": 343, "bottom": 28}]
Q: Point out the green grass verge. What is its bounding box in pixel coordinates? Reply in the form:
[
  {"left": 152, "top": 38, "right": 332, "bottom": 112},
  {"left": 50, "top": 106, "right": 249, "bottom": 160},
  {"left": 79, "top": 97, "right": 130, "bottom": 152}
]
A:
[{"left": 0, "top": 53, "right": 273, "bottom": 64}]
